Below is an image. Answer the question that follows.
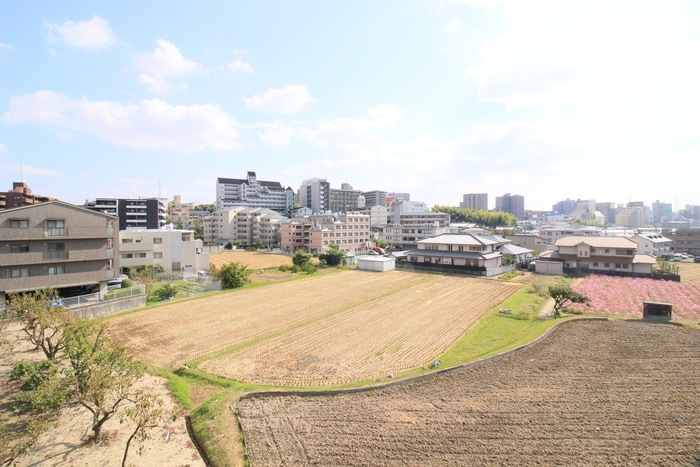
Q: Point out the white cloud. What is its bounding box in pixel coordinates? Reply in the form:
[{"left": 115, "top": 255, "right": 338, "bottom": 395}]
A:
[
  {"left": 440, "top": 18, "right": 462, "bottom": 34},
  {"left": 243, "top": 84, "right": 315, "bottom": 114},
  {"left": 2, "top": 91, "right": 242, "bottom": 153},
  {"left": 0, "top": 162, "right": 60, "bottom": 177},
  {"left": 133, "top": 39, "right": 201, "bottom": 93},
  {"left": 255, "top": 123, "right": 295, "bottom": 148},
  {"left": 229, "top": 59, "right": 253, "bottom": 73},
  {"left": 45, "top": 16, "right": 116, "bottom": 50}
]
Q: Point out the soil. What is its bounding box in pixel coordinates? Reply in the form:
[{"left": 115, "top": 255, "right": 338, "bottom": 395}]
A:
[
  {"left": 1, "top": 323, "right": 206, "bottom": 467},
  {"left": 235, "top": 319, "right": 700, "bottom": 466}
]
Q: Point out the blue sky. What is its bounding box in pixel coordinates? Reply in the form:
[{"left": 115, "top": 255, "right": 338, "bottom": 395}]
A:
[{"left": 1, "top": 1, "right": 698, "bottom": 212}]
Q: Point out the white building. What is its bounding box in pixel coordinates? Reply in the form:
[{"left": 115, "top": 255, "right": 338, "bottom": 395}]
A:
[
  {"left": 202, "top": 207, "right": 285, "bottom": 248},
  {"left": 119, "top": 226, "right": 208, "bottom": 276},
  {"left": 216, "top": 172, "right": 292, "bottom": 214},
  {"left": 632, "top": 231, "right": 672, "bottom": 257},
  {"left": 298, "top": 178, "right": 330, "bottom": 214}
]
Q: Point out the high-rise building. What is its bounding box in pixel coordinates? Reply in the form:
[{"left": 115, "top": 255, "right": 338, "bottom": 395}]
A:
[
  {"left": 216, "top": 172, "right": 292, "bottom": 214},
  {"left": 329, "top": 183, "right": 363, "bottom": 213},
  {"left": 652, "top": 200, "right": 673, "bottom": 224},
  {"left": 460, "top": 193, "right": 488, "bottom": 211},
  {"left": 552, "top": 198, "right": 581, "bottom": 216},
  {"left": 495, "top": 193, "right": 525, "bottom": 220},
  {"left": 363, "top": 190, "right": 387, "bottom": 208},
  {"left": 0, "top": 182, "right": 55, "bottom": 210},
  {"left": 84, "top": 197, "right": 167, "bottom": 231},
  {"left": 298, "top": 178, "right": 330, "bottom": 214}
]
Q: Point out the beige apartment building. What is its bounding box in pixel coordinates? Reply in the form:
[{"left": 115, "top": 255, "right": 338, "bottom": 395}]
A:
[
  {"left": 202, "top": 207, "right": 285, "bottom": 248},
  {"left": 280, "top": 213, "right": 371, "bottom": 254},
  {"left": 0, "top": 201, "right": 119, "bottom": 307}
]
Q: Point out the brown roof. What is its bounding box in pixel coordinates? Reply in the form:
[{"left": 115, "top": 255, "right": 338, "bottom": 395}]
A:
[{"left": 555, "top": 235, "right": 638, "bottom": 249}]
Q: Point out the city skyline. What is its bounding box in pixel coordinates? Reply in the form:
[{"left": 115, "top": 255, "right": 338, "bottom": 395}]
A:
[{"left": 1, "top": 1, "right": 698, "bottom": 211}]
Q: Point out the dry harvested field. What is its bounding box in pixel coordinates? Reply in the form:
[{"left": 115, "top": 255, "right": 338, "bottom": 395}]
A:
[
  {"left": 107, "top": 270, "right": 519, "bottom": 383},
  {"left": 236, "top": 320, "right": 700, "bottom": 466},
  {"left": 208, "top": 251, "right": 293, "bottom": 270},
  {"left": 679, "top": 261, "right": 700, "bottom": 282},
  {"left": 200, "top": 275, "right": 518, "bottom": 386}
]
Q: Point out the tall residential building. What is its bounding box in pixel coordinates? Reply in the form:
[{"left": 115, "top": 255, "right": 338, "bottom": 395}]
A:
[
  {"left": 216, "top": 172, "right": 292, "bottom": 214},
  {"left": 298, "top": 178, "right": 330, "bottom": 214},
  {"left": 495, "top": 193, "right": 525, "bottom": 220},
  {"left": 363, "top": 190, "right": 387, "bottom": 208},
  {"left": 552, "top": 198, "right": 581, "bottom": 216},
  {"left": 329, "top": 183, "right": 363, "bottom": 213},
  {"left": 202, "top": 207, "right": 285, "bottom": 248},
  {"left": 0, "top": 182, "right": 55, "bottom": 210},
  {"left": 651, "top": 200, "right": 673, "bottom": 224},
  {"left": 460, "top": 193, "right": 488, "bottom": 211},
  {"left": 168, "top": 195, "right": 193, "bottom": 227},
  {"left": 0, "top": 200, "right": 119, "bottom": 306},
  {"left": 595, "top": 202, "right": 616, "bottom": 226},
  {"left": 84, "top": 197, "right": 167, "bottom": 231},
  {"left": 280, "top": 213, "right": 371, "bottom": 254},
  {"left": 615, "top": 206, "right": 646, "bottom": 230}
]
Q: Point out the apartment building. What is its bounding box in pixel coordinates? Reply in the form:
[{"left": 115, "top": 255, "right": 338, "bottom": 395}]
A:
[
  {"left": 329, "top": 183, "right": 363, "bottom": 213},
  {"left": 0, "top": 182, "right": 55, "bottom": 210},
  {"left": 363, "top": 190, "right": 387, "bottom": 208},
  {"left": 168, "top": 195, "right": 193, "bottom": 227},
  {"left": 216, "top": 172, "right": 292, "bottom": 214},
  {"left": 298, "top": 178, "right": 331, "bottom": 214},
  {"left": 84, "top": 197, "right": 167, "bottom": 231},
  {"left": 495, "top": 193, "right": 525, "bottom": 220},
  {"left": 119, "top": 227, "right": 208, "bottom": 276},
  {"left": 615, "top": 206, "right": 646, "bottom": 230},
  {"left": 669, "top": 228, "right": 700, "bottom": 256},
  {"left": 280, "top": 213, "right": 371, "bottom": 254},
  {"left": 0, "top": 201, "right": 119, "bottom": 307},
  {"left": 355, "top": 205, "right": 389, "bottom": 229},
  {"left": 202, "top": 207, "right": 285, "bottom": 248},
  {"left": 459, "top": 193, "right": 488, "bottom": 211},
  {"left": 632, "top": 231, "right": 672, "bottom": 257}
]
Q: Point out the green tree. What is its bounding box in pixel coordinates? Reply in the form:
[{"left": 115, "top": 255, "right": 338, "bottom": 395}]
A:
[
  {"left": 292, "top": 249, "right": 312, "bottom": 267},
  {"left": 548, "top": 283, "right": 590, "bottom": 318},
  {"left": 155, "top": 282, "right": 178, "bottom": 301},
  {"left": 7, "top": 289, "right": 72, "bottom": 361},
  {"left": 63, "top": 321, "right": 144, "bottom": 442},
  {"left": 9, "top": 359, "right": 69, "bottom": 413},
  {"left": 219, "top": 262, "right": 251, "bottom": 289},
  {"left": 319, "top": 244, "right": 346, "bottom": 266},
  {"left": 120, "top": 390, "right": 164, "bottom": 467}
]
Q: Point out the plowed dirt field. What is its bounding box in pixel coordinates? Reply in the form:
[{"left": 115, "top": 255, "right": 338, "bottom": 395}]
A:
[{"left": 236, "top": 320, "right": 700, "bottom": 466}]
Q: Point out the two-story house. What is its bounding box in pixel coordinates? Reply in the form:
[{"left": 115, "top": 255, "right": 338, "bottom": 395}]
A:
[
  {"left": 553, "top": 236, "right": 655, "bottom": 275},
  {"left": 402, "top": 233, "right": 527, "bottom": 276},
  {"left": 0, "top": 201, "right": 119, "bottom": 308}
]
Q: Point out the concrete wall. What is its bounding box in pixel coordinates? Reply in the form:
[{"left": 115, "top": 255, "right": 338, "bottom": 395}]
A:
[{"left": 71, "top": 295, "right": 147, "bottom": 319}]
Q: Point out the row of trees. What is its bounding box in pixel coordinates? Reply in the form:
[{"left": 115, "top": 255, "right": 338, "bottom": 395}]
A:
[
  {"left": 1, "top": 289, "right": 166, "bottom": 466},
  {"left": 432, "top": 205, "right": 518, "bottom": 228}
]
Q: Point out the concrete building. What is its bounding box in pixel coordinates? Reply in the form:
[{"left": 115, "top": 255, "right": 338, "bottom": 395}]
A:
[
  {"left": 356, "top": 205, "right": 389, "bottom": 229},
  {"left": 202, "top": 207, "right": 285, "bottom": 248},
  {"left": 298, "top": 178, "right": 330, "bottom": 214},
  {"left": 216, "top": 172, "right": 292, "bottom": 214},
  {"left": 0, "top": 182, "right": 55, "bottom": 210},
  {"left": 495, "top": 193, "right": 525, "bottom": 220},
  {"left": 84, "top": 197, "right": 167, "bottom": 231},
  {"left": 329, "top": 183, "right": 363, "bottom": 213},
  {"left": 460, "top": 193, "right": 488, "bottom": 211},
  {"left": 168, "top": 195, "right": 193, "bottom": 227},
  {"left": 552, "top": 198, "right": 581, "bottom": 216},
  {"left": 632, "top": 231, "right": 672, "bottom": 257},
  {"left": 652, "top": 200, "right": 673, "bottom": 225},
  {"left": 615, "top": 206, "right": 646, "bottom": 230},
  {"left": 119, "top": 226, "right": 208, "bottom": 276},
  {"left": 669, "top": 228, "right": 700, "bottom": 256},
  {"left": 280, "top": 213, "right": 371, "bottom": 254},
  {"left": 0, "top": 201, "right": 119, "bottom": 307},
  {"left": 363, "top": 190, "right": 387, "bottom": 208}
]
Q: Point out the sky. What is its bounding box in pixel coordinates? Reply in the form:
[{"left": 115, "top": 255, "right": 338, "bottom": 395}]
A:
[{"left": 1, "top": 1, "right": 699, "bottom": 212}]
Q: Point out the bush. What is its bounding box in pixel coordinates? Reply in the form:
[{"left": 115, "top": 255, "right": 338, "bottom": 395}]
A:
[
  {"left": 220, "top": 262, "right": 251, "bottom": 289},
  {"left": 155, "top": 282, "right": 178, "bottom": 301}
]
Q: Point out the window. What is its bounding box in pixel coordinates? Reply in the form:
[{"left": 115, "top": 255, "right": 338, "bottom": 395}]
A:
[
  {"left": 10, "top": 244, "right": 29, "bottom": 253},
  {"left": 45, "top": 219, "right": 66, "bottom": 236},
  {"left": 48, "top": 265, "right": 65, "bottom": 275},
  {"left": 11, "top": 268, "right": 29, "bottom": 278},
  {"left": 122, "top": 238, "right": 133, "bottom": 243},
  {"left": 154, "top": 252, "right": 163, "bottom": 259},
  {"left": 136, "top": 253, "right": 147, "bottom": 258},
  {"left": 121, "top": 253, "right": 133, "bottom": 259},
  {"left": 46, "top": 243, "right": 67, "bottom": 260},
  {"left": 593, "top": 262, "right": 599, "bottom": 267},
  {"left": 153, "top": 237, "right": 163, "bottom": 244},
  {"left": 10, "top": 219, "right": 29, "bottom": 228}
]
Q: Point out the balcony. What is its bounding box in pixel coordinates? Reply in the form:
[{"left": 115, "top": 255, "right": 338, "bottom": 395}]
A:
[{"left": 0, "top": 269, "right": 116, "bottom": 292}]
